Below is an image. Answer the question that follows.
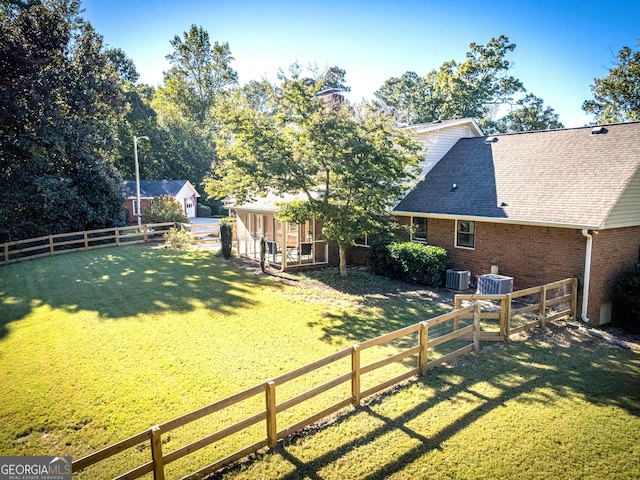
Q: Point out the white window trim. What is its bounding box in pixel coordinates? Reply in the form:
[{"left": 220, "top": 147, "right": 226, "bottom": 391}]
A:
[
  {"left": 354, "top": 234, "right": 370, "bottom": 247},
  {"left": 411, "top": 216, "right": 428, "bottom": 243},
  {"left": 455, "top": 219, "right": 476, "bottom": 250}
]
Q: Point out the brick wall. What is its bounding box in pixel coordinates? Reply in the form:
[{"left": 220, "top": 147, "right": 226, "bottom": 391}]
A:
[
  {"left": 425, "top": 219, "right": 586, "bottom": 290},
  {"left": 124, "top": 198, "right": 152, "bottom": 224},
  {"left": 589, "top": 226, "right": 640, "bottom": 322},
  {"left": 418, "top": 217, "right": 640, "bottom": 325}
]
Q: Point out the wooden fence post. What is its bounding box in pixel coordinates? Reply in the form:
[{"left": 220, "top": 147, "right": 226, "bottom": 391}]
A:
[
  {"left": 351, "top": 345, "right": 361, "bottom": 406},
  {"left": 49, "top": 236, "right": 54, "bottom": 256},
  {"left": 418, "top": 323, "right": 429, "bottom": 376},
  {"left": 143, "top": 225, "right": 148, "bottom": 243},
  {"left": 265, "top": 381, "right": 277, "bottom": 448},
  {"left": 571, "top": 278, "right": 578, "bottom": 320},
  {"left": 83, "top": 232, "right": 88, "bottom": 250},
  {"left": 504, "top": 293, "right": 512, "bottom": 338},
  {"left": 3, "top": 242, "right": 8, "bottom": 264},
  {"left": 540, "top": 285, "right": 548, "bottom": 328},
  {"left": 150, "top": 426, "right": 165, "bottom": 480},
  {"left": 473, "top": 302, "right": 481, "bottom": 355},
  {"left": 115, "top": 228, "right": 120, "bottom": 246}
]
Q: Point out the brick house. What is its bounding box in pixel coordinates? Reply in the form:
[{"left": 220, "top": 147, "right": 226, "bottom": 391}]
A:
[
  {"left": 393, "top": 122, "right": 640, "bottom": 326},
  {"left": 122, "top": 180, "right": 200, "bottom": 223},
  {"left": 231, "top": 119, "right": 483, "bottom": 271}
]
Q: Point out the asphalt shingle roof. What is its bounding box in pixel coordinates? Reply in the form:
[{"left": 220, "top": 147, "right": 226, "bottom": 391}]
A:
[
  {"left": 394, "top": 122, "right": 640, "bottom": 228},
  {"left": 122, "top": 180, "right": 189, "bottom": 198}
]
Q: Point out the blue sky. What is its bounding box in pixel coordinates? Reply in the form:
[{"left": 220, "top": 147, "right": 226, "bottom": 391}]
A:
[{"left": 82, "top": 0, "right": 639, "bottom": 128}]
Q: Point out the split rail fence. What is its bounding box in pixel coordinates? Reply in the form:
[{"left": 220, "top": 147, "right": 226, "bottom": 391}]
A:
[
  {"left": 178, "top": 223, "right": 223, "bottom": 247},
  {"left": 1, "top": 222, "right": 233, "bottom": 265},
  {"left": 72, "top": 278, "right": 576, "bottom": 480},
  {"left": 1, "top": 223, "right": 176, "bottom": 265},
  {"left": 454, "top": 277, "right": 578, "bottom": 341}
]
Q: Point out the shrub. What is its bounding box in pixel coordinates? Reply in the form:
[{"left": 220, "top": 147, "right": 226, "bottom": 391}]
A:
[
  {"left": 142, "top": 196, "right": 188, "bottom": 224},
  {"left": 371, "top": 242, "right": 449, "bottom": 287},
  {"left": 197, "top": 204, "right": 211, "bottom": 218},
  {"left": 612, "top": 266, "right": 640, "bottom": 330},
  {"left": 369, "top": 240, "right": 404, "bottom": 278},
  {"left": 220, "top": 222, "right": 233, "bottom": 260},
  {"left": 163, "top": 227, "right": 192, "bottom": 250},
  {"left": 260, "top": 236, "right": 267, "bottom": 273}
]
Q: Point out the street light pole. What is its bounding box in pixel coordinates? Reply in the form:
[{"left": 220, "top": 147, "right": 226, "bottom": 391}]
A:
[{"left": 133, "top": 135, "right": 149, "bottom": 227}]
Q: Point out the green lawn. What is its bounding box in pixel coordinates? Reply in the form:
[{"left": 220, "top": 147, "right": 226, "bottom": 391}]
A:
[
  {"left": 216, "top": 326, "right": 640, "bottom": 480},
  {"left": 0, "top": 246, "right": 447, "bottom": 478},
  {"left": 1, "top": 246, "right": 639, "bottom": 479}
]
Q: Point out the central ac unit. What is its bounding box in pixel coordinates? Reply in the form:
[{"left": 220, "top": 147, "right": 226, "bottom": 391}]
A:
[
  {"left": 446, "top": 269, "right": 471, "bottom": 290},
  {"left": 477, "top": 274, "right": 513, "bottom": 294}
]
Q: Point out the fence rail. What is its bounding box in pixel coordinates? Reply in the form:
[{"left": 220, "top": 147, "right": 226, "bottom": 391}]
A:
[
  {"left": 72, "top": 279, "right": 576, "bottom": 479},
  {"left": 454, "top": 278, "right": 577, "bottom": 340},
  {"left": 72, "top": 303, "right": 482, "bottom": 480},
  {"left": 1, "top": 223, "right": 176, "bottom": 265},
  {"left": 178, "top": 223, "right": 222, "bottom": 245}
]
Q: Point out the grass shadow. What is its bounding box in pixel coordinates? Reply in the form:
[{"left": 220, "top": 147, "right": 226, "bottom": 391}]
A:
[
  {"left": 0, "top": 245, "right": 284, "bottom": 339},
  {"left": 207, "top": 325, "right": 640, "bottom": 479},
  {"left": 301, "top": 268, "right": 454, "bottom": 346}
]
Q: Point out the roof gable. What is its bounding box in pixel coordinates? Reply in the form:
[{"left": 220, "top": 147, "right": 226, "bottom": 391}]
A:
[
  {"left": 407, "top": 118, "right": 484, "bottom": 177},
  {"left": 123, "top": 180, "right": 200, "bottom": 199},
  {"left": 394, "top": 122, "right": 640, "bottom": 229},
  {"left": 406, "top": 118, "right": 483, "bottom": 136}
]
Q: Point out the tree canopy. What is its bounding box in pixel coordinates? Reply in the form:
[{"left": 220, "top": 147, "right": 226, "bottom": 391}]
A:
[
  {"left": 373, "top": 36, "right": 525, "bottom": 128},
  {"left": 582, "top": 40, "right": 640, "bottom": 123},
  {"left": 156, "top": 24, "right": 238, "bottom": 124},
  {"left": 493, "top": 94, "right": 564, "bottom": 133},
  {"left": 210, "top": 72, "right": 421, "bottom": 274},
  {"left": 3, "top": 9, "right": 601, "bottom": 246},
  {"left": 0, "top": 0, "right": 126, "bottom": 241}
]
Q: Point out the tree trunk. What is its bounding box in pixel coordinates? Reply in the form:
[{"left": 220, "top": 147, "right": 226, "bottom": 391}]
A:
[{"left": 338, "top": 242, "right": 347, "bottom": 276}]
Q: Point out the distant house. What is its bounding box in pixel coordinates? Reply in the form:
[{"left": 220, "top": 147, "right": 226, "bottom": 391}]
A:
[
  {"left": 393, "top": 122, "right": 640, "bottom": 326},
  {"left": 122, "top": 180, "right": 200, "bottom": 223}
]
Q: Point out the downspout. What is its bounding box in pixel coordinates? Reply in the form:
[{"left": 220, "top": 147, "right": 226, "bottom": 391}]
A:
[{"left": 581, "top": 229, "right": 593, "bottom": 324}]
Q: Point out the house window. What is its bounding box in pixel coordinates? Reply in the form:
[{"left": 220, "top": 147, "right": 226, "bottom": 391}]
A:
[
  {"left": 355, "top": 234, "right": 369, "bottom": 247},
  {"left": 412, "top": 217, "right": 427, "bottom": 242},
  {"left": 456, "top": 220, "right": 475, "bottom": 249}
]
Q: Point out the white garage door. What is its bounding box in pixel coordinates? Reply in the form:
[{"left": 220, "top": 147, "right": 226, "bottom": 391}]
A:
[{"left": 186, "top": 200, "right": 196, "bottom": 218}]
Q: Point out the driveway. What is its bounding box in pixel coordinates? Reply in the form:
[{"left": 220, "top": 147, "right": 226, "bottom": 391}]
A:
[
  {"left": 188, "top": 218, "right": 221, "bottom": 250},
  {"left": 189, "top": 217, "right": 221, "bottom": 225}
]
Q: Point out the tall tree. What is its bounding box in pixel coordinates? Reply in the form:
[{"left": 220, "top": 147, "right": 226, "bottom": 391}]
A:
[
  {"left": 141, "top": 25, "right": 238, "bottom": 212},
  {"left": 373, "top": 35, "right": 525, "bottom": 127},
  {"left": 373, "top": 71, "right": 431, "bottom": 124},
  {"left": 493, "top": 94, "right": 564, "bottom": 133},
  {"left": 0, "top": 0, "right": 126, "bottom": 242},
  {"left": 210, "top": 74, "right": 421, "bottom": 274},
  {"left": 583, "top": 40, "right": 640, "bottom": 123},
  {"left": 155, "top": 24, "right": 238, "bottom": 124}
]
